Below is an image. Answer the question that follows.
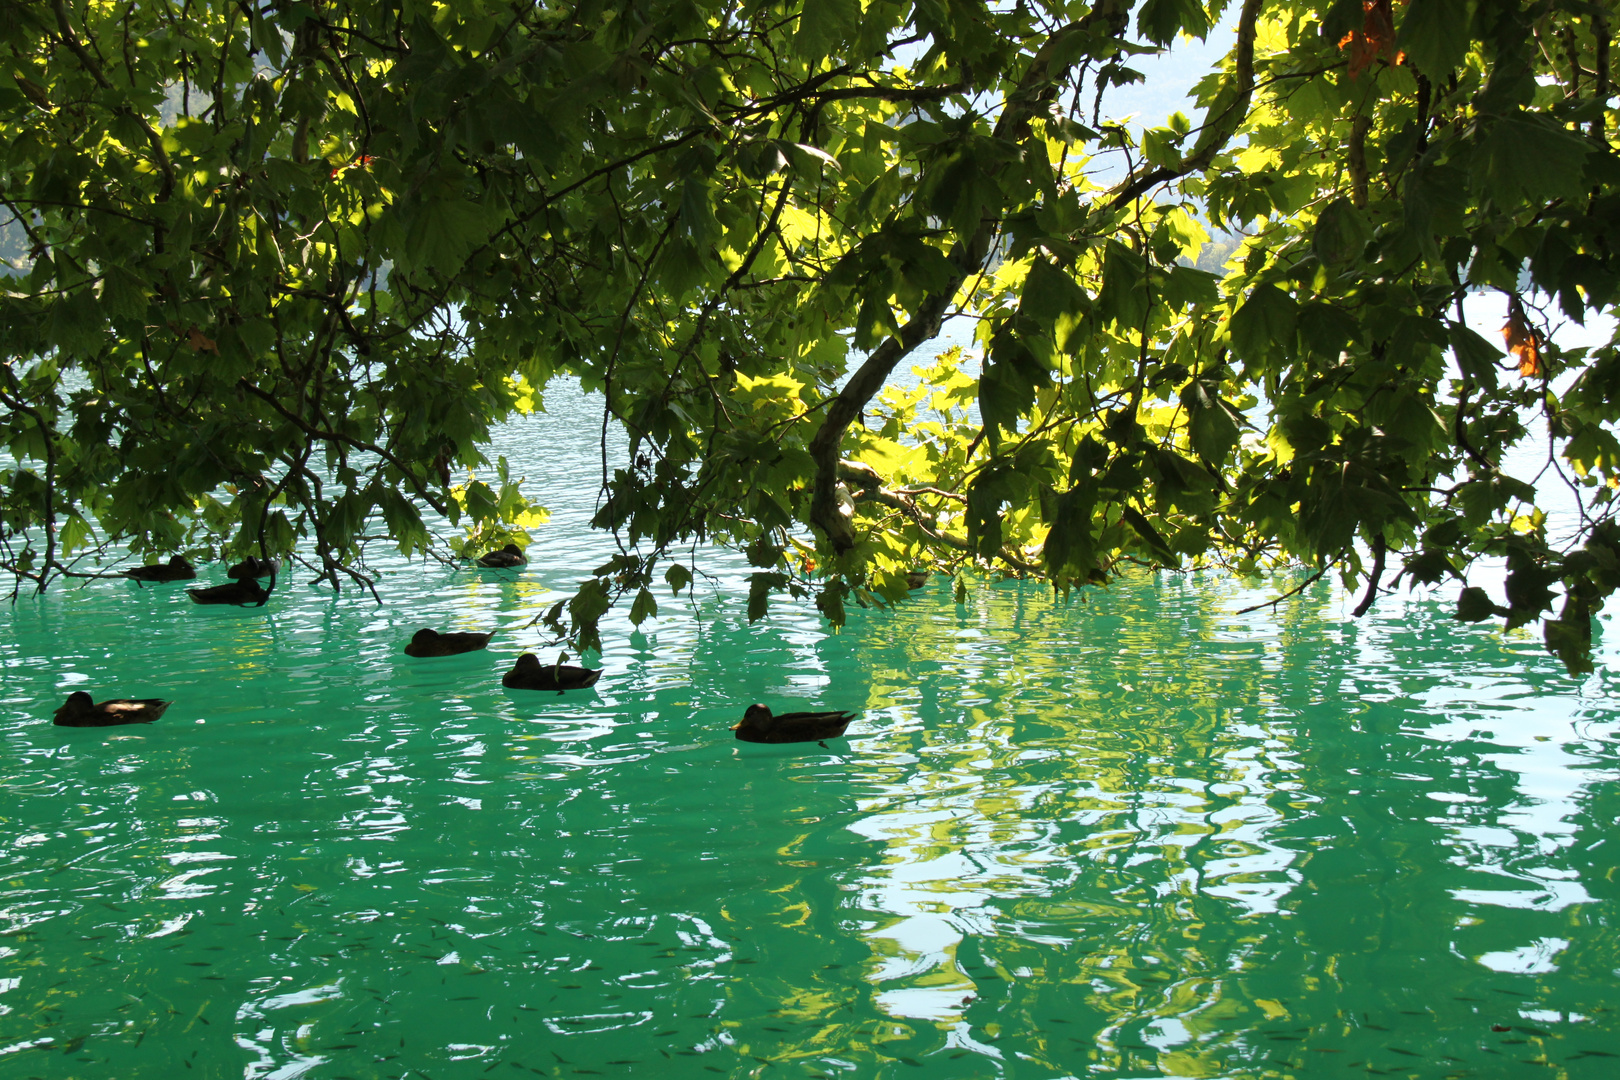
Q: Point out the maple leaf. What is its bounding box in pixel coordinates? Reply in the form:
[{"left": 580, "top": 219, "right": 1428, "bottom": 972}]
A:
[
  {"left": 1339, "top": 0, "right": 1406, "bottom": 79},
  {"left": 184, "top": 325, "right": 218, "bottom": 354},
  {"left": 1501, "top": 296, "right": 1542, "bottom": 378}
]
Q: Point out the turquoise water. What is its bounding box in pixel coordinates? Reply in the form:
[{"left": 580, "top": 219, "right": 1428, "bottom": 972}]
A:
[{"left": 4, "top": 386, "right": 1620, "bottom": 1078}]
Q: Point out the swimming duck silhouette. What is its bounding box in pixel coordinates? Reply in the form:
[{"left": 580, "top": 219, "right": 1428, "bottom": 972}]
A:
[
  {"left": 122, "top": 556, "right": 195, "bottom": 583},
  {"left": 404, "top": 627, "right": 496, "bottom": 657},
  {"left": 226, "top": 556, "right": 276, "bottom": 579},
  {"left": 475, "top": 543, "right": 526, "bottom": 568},
  {"left": 733, "top": 704, "right": 855, "bottom": 744},
  {"left": 54, "top": 691, "right": 171, "bottom": 727},
  {"left": 187, "top": 562, "right": 274, "bottom": 606},
  {"left": 502, "top": 652, "right": 601, "bottom": 692}
]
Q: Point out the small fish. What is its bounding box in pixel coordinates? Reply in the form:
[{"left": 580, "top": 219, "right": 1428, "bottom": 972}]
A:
[{"left": 1388, "top": 1048, "right": 1423, "bottom": 1057}]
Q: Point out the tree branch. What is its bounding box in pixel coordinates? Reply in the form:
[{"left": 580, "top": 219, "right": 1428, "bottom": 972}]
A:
[
  {"left": 808, "top": 3, "right": 1132, "bottom": 553},
  {"left": 1106, "top": 0, "right": 1262, "bottom": 210}
]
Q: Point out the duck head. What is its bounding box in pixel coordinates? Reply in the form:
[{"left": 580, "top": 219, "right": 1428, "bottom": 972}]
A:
[{"left": 734, "top": 703, "right": 773, "bottom": 732}]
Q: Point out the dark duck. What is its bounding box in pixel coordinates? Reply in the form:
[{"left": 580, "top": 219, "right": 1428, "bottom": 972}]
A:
[
  {"left": 54, "top": 691, "right": 171, "bottom": 727},
  {"left": 733, "top": 704, "right": 856, "bottom": 744},
  {"left": 122, "top": 556, "right": 195, "bottom": 583},
  {"left": 475, "top": 543, "right": 526, "bottom": 568},
  {"left": 226, "top": 556, "right": 276, "bottom": 579},
  {"left": 502, "top": 652, "right": 602, "bottom": 692},
  {"left": 404, "top": 628, "right": 496, "bottom": 657},
  {"left": 188, "top": 565, "right": 275, "bottom": 606}
]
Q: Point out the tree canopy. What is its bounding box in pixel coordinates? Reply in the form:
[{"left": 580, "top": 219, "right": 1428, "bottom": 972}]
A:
[{"left": 2, "top": 0, "right": 1619, "bottom": 672}]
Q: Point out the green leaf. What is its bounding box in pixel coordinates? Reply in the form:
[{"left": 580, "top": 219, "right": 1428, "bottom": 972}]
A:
[
  {"left": 401, "top": 198, "right": 497, "bottom": 275},
  {"left": 1296, "top": 302, "right": 1360, "bottom": 362},
  {"left": 1120, "top": 505, "right": 1178, "bottom": 566},
  {"left": 629, "top": 587, "right": 658, "bottom": 626},
  {"left": 99, "top": 266, "right": 148, "bottom": 320},
  {"left": 569, "top": 578, "right": 613, "bottom": 653},
  {"left": 665, "top": 562, "right": 692, "bottom": 596},
  {"left": 1454, "top": 585, "right": 1503, "bottom": 623},
  {"left": 1402, "top": 549, "right": 1454, "bottom": 585},
  {"left": 1398, "top": 0, "right": 1470, "bottom": 81},
  {"left": 1483, "top": 114, "right": 1591, "bottom": 204},
  {"left": 1448, "top": 323, "right": 1503, "bottom": 388},
  {"left": 1180, "top": 379, "right": 1241, "bottom": 464},
  {"left": 1312, "top": 198, "right": 1370, "bottom": 266},
  {"left": 1043, "top": 488, "right": 1096, "bottom": 579},
  {"left": 797, "top": 0, "right": 859, "bottom": 59},
  {"left": 1543, "top": 613, "right": 1593, "bottom": 676},
  {"left": 747, "top": 571, "right": 787, "bottom": 623},
  {"left": 1504, "top": 551, "right": 1559, "bottom": 630},
  {"left": 816, "top": 580, "right": 847, "bottom": 626},
  {"left": 1229, "top": 284, "right": 1297, "bottom": 363},
  {"left": 50, "top": 289, "right": 104, "bottom": 356}
]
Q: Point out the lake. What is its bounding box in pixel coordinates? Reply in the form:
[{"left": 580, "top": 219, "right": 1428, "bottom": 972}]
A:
[{"left": 2, "top": 376, "right": 1618, "bottom": 1078}]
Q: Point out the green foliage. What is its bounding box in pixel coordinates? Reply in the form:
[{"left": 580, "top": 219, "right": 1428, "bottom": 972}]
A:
[{"left": 2, "top": 0, "right": 1619, "bottom": 676}]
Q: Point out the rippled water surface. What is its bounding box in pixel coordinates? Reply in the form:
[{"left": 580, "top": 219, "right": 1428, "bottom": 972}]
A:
[{"left": 4, "top": 383, "right": 1620, "bottom": 1079}]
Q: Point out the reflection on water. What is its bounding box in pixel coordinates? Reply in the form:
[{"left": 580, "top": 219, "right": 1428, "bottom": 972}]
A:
[{"left": 2, "top": 382, "right": 1618, "bottom": 1078}]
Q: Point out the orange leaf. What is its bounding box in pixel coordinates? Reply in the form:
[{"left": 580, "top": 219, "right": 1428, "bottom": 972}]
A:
[
  {"left": 1339, "top": 0, "right": 1406, "bottom": 78},
  {"left": 184, "top": 325, "right": 218, "bottom": 354},
  {"left": 1501, "top": 297, "right": 1542, "bottom": 379}
]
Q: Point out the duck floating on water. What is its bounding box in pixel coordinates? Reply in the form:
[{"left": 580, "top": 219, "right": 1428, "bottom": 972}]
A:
[
  {"left": 476, "top": 543, "right": 526, "bottom": 568},
  {"left": 122, "top": 556, "right": 195, "bottom": 583},
  {"left": 188, "top": 565, "right": 274, "bottom": 607},
  {"left": 54, "top": 691, "right": 171, "bottom": 727},
  {"left": 226, "top": 556, "right": 276, "bottom": 580},
  {"left": 187, "top": 578, "right": 271, "bottom": 606},
  {"left": 404, "top": 627, "right": 496, "bottom": 657},
  {"left": 733, "top": 704, "right": 855, "bottom": 744},
  {"left": 502, "top": 652, "right": 602, "bottom": 692}
]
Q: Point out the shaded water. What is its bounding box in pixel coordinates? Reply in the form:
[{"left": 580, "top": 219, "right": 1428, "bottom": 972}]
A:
[{"left": 3, "top": 382, "right": 1619, "bottom": 1078}]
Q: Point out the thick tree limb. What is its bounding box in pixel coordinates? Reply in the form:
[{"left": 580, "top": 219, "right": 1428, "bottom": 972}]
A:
[
  {"left": 1105, "top": 0, "right": 1262, "bottom": 210},
  {"left": 808, "top": 2, "right": 1131, "bottom": 553}
]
